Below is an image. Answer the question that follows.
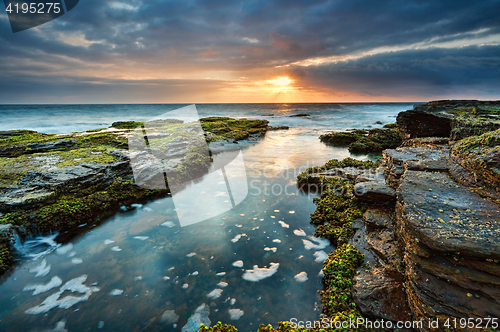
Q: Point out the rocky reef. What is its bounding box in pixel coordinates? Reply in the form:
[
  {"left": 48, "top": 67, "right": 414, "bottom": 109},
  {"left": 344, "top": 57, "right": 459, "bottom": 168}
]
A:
[
  {"left": 0, "top": 117, "right": 276, "bottom": 275},
  {"left": 320, "top": 126, "right": 402, "bottom": 154}
]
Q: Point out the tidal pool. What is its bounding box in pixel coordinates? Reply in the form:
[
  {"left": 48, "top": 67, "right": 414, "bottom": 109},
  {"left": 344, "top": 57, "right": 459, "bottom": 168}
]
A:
[{"left": 0, "top": 128, "right": 374, "bottom": 331}]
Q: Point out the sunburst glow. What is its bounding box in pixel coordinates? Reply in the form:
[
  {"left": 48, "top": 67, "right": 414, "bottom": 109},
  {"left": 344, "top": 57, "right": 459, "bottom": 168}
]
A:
[{"left": 269, "top": 77, "right": 292, "bottom": 86}]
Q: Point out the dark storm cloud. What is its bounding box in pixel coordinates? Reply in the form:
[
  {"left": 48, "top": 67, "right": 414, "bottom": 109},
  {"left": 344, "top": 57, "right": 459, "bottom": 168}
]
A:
[
  {"left": 0, "top": 0, "right": 499, "bottom": 101},
  {"left": 295, "top": 45, "right": 500, "bottom": 97}
]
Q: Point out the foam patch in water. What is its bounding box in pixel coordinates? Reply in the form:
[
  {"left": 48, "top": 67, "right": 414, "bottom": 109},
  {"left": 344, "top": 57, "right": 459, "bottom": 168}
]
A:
[
  {"left": 216, "top": 272, "right": 226, "bottom": 276},
  {"left": 29, "top": 259, "right": 51, "bottom": 278},
  {"left": 104, "top": 240, "right": 115, "bottom": 245},
  {"left": 313, "top": 250, "right": 328, "bottom": 263},
  {"left": 160, "top": 310, "right": 179, "bottom": 324},
  {"left": 217, "top": 282, "right": 228, "bottom": 288},
  {"left": 242, "top": 263, "right": 279, "bottom": 282},
  {"left": 272, "top": 239, "right": 281, "bottom": 243},
  {"left": 23, "top": 276, "right": 63, "bottom": 296},
  {"left": 264, "top": 247, "right": 277, "bottom": 252},
  {"left": 111, "top": 246, "right": 121, "bottom": 252},
  {"left": 231, "top": 234, "right": 243, "bottom": 243},
  {"left": 56, "top": 244, "right": 73, "bottom": 256},
  {"left": 293, "top": 229, "right": 306, "bottom": 236},
  {"left": 161, "top": 221, "right": 175, "bottom": 228},
  {"left": 182, "top": 284, "right": 189, "bottom": 289},
  {"left": 25, "top": 275, "right": 99, "bottom": 314},
  {"left": 133, "top": 236, "right": 149, "bottom": 241},
  {"left": 278, "top": 221, "right": 289, "bottom": 228},
  {"left": 71, "top": 258, "right": 83, "bottom": 264},
  {"left": 228, "top": 308, "right": 244, "bottom": 320},
  {"left": 232, "top": 260, "right": 244, "bottom": 268},
  {"left": 294, "top": 272, "right": 308, "bottom": 282},
  {"left": 289, "top": 211, "right": 295, "bottom": 214},
  {"left": 192, "top": 271, "right": 199, "bottom": 276},
  {"left": 302, "top": 237, "right": 330, "bottom": 250},
  {"left": 131, "top": 204, "right": 143, "bottom": 208},
  {"left": 110, "top": 289, "right": 124, "bottom": 296},
  {"left": 186, "top": 252, "right": 196, "bottom": 257},
  {"left": 206, "top": 288, "right": 223, "bottom": 299}
]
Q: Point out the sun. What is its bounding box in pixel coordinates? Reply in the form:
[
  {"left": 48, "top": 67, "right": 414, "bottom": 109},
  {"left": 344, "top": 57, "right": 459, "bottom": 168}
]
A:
[{"left": 269, "top": 77, "right": 292, "bottom": 86}]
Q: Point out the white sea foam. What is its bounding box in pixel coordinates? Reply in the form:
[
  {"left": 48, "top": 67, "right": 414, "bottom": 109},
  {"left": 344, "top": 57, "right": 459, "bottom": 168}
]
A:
[
  {"left": 131, "top": 204, "right": 143, "bottom": 208},
  {"left": 232, "top": 260, "right": 244, "bottom": 268},
  {"left": 110, "top": 289, "right": 124, "bottom": 296},
  {"left": 143, "top": 207, "right": 153, "bottom": 212},
  {"left": 313, "top": 250, "right": 329, "bottom": 263},
  {"left": 134, "top": 276, "right": 143, "bottom": 281},
  {"left": 163, "top": 276, "right": 171, "bottom": 281},
  {"left": 294, "top": 272, "right": 308, "bottom": 282},
  {"left": 216, "top": 272, "right": 226, "bottom": 276},
  {"left": 206, "top": 288, "right": 223, "bottom": 299},
  {"left": 161, "top": 221, "right": 175, "bottom": 228},
  {"left": 71, "top": 258, "right": 83, "bottom": 264},
  {"left": 242, "top": 263, "right": 279, "bottom": 282},
  {"left": 293, "top": 229, "right": 307, "bottom": 236},
  {"left": 274, "top": 210, "right": 280, "bottom": 212},
  {"left": 228, "top": 309, "right": 244, "bottom": 320},
  {"left": 272, "top": 239, "right": 281, "bottom": 243},
  {"left": 186, "top": 252, "right": 196, "bottom": 257},
  {"left": 217, "top": 282, "right": 228, "bottom": 288},
  {"left": 133, "top": 236, "right": 149, "bottom": 241},
  {"left": 192, "top": 271, "right": 199, "bottom": 276},
  {"left": 182, "top": 284, "right": 189, "bottom": 289},
  {"left": 111, "top": 246, "right": 121, "bottom": 252},
  {"left": 302, "top": 237, "right": 330, "bottom": 250},
  {"left": 104, "top": 239, "right": 115, "bottom": 245},
  {"left": 230, "top": 298, "right": 236, "bottom": 305},
  {"left": 231, "top": 234, "right": 242, "bottom": 243},
  {"left": 278, "top": 221, "right": 289, "bottom": 228},
  {"left": 235, "top": 224, "right": 243, "bottom": 228},
  {"left": 23, "top": 276, "right": 63, "bottom": 296},
  {"left": 264, "top": 247, "right": 277, "bottom": 252},
  {"left": 25, "top": 275, "right": 99, "bottom": 314},
  {"left": 289, "top": 211, "right": 295, "bottom": 214},
  {"left": 56, "top": 244, "right": 73, "bottom": 256},
  {"left": 29, "top": 259, "right": 51, "bottom": 278}
]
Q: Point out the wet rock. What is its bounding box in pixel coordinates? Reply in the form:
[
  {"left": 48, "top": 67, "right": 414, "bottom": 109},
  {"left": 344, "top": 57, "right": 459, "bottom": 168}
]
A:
[
  {"left": 181, "top": 304, "right": 210, "bottom": 332},
  {"left": 0, "top": 224, "right": 12, "bottom": 242},
  {"left": 27, "top": 139, "right": 77, "bottom": 153},
  {"left": 365, "top": 230, "right": 403, "bottom": 267},
  {"left": 396, "top": 170, "right": 500, "bottom": 259},
  {"left": 396, "top": 110, "right": 451, "bottom": 139},
  {"left": 352, "top": 267, "right": 412, "bottom": 323},
  {"left": 0, "top": 130, "right": 36, "bottom": 139},
  {"left": 353, "top": 181, "right": 396, "bottom": 204},
  {"left": 363, "top": 208, "right": 392, "bottom": 228},
  {"left": 289, "top": 113, "right": 310, "bottom": 117}
]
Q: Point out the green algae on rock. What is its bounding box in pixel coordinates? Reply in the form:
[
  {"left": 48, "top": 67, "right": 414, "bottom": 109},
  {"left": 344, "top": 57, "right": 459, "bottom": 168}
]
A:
[{"left": 320, "top": 128, "right": 401, "bottom": 154}]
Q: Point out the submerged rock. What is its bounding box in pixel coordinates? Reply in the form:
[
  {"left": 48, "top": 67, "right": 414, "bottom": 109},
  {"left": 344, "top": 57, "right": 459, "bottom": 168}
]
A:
[{"left": 181, "top": 304, "right": 210, "bottom": 332}]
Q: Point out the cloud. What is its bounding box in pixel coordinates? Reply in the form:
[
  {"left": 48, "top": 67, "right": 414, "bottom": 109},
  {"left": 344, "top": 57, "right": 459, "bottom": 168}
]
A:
[{"left": 0, "top": 0, "right": 499, "bottom": 102}]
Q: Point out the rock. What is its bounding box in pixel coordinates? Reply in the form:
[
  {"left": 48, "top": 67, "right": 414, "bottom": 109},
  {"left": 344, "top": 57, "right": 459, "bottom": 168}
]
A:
[
  {"left": 396, "top": 110, "right": 451, "bottom": 139},
  {"left": 181, "top": 304, "right": 210, "bottom": 332},
  {"left": 363, "top": 208, "right": 392, "bottom": 228},
  {"left": 0, "top": 130, "right": 36, "bottom": 139},
  {"left": 352, "top": 267, "right": 412, "bottom": 323},
  {"left": 365, "top": 230, "right": 402, "bottom": 267},
  {"left": 289, "top": 113, "right": 310, "bottom": 117},
  {"left": 0, "top": 224, "right": 13, "bottom": 242},
  {"left": 396, "top": 170, "right": 500, "bottom": 259},
  {"left": 353, "top": 181, "right": 396, "bottom": 204},
  {"left": 383, "top": 147, "right": 450, "bottom": 177},
  {"left": 27, "top": 139, "right": 77, "bottom": 153}
]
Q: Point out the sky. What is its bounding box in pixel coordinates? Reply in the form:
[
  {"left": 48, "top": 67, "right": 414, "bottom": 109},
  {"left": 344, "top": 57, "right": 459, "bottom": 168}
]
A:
[{"left": 0, "top": 0, "right": 499, "bottom": 103}]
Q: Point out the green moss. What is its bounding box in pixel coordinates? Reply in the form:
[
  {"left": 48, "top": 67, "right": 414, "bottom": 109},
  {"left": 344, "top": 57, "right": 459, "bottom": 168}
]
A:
[
  {"left": 321, "top": 244, "right": 364, "bottom": 319},
  {"left": 319, "top": 128, "right": 401, "bottom": 154},
  {"left": 455, "top": 128, "right": 500, "bottom": 152},
  {"left": 200, "top": 117, "right": 269, "bottom": 142},
  {"left": 1, "top": 179, "right": 167, "bottom": 234},
  {"left": 110, "top": 121, "right": 145, "bottom": 129},
  {"left": 0, "top": 242, "right": 13, "bottom": 274}
]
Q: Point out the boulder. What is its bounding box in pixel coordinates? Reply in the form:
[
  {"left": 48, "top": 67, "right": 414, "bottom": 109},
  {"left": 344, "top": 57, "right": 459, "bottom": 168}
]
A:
[
  {"left": 363, "top": 208, "right": 392, "bottom": 228},
  {"left": 352, "top": 267, "right": 412, "bottom": 323},
  {"left": 396, "top": 110, "right": 451, "bottom": 139},
  {"left": 353, "top": 181, "right": 396, "bottom": 204}
]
